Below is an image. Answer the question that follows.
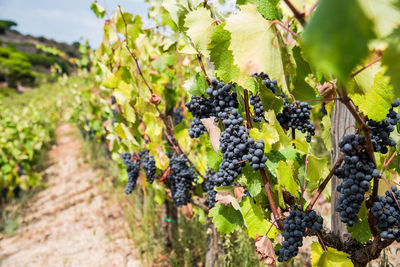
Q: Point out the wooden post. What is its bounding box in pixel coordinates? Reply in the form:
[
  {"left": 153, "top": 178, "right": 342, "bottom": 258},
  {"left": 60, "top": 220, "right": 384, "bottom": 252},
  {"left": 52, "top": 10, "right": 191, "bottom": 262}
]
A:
[
  {"left": 205, "top": 217, "right": 222, "bottom": 267},
  {"left": 331, "top": 100, "right": 355, "bottom": 240}
]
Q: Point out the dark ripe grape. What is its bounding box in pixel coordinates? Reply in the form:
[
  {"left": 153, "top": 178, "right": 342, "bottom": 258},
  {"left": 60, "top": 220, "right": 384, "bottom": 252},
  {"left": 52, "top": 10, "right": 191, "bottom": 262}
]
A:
[
  {"left": 121, "top": 152, "right": 141, "bottom": 195},
  {"left": 367, "top": 100, "right": 400, "bottom": 154},
  {"left": 372, "top": 186, "right": 400, "bottom": 242},
  {"left": 334, "top": 134, "right": 378, "bottom": 226},
  {"left": 276, "top": 95, "right": 315, "bottom": 142},
  {"left": 186, "top": 95, "right": 215, "bottom": 138},
  {"left": 253, "top": 72, "right": 276, "bottom": 93},
  {"left": 167, "top": 154, "right": 196, "bottom": 207},
  {"left": 202, "top": 169, "right": 217, "bottom": 208},
  {"left": 138, "top": 150, "right": 156, "bottom": 183},
  {"left": 173, "top": 108, "right": 184, "bottom": 125},
  {"left": 275, "top": 207, "right": 323, "bottom": 262},
  {"left": 249, "top": 91, "right": 265, "bottom": 122},
  {"left": 243, "top": 139, "right": 267, "bottom": 170},
  {"left": 211, "top": 106, "right": 249, "bottom": 187}
]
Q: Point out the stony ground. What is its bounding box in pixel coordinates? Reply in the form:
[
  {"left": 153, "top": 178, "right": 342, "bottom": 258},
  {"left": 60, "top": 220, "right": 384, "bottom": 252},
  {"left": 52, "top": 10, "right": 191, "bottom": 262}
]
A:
[{"left": 0, "top": 124, "right": 141, "bottom": 267}]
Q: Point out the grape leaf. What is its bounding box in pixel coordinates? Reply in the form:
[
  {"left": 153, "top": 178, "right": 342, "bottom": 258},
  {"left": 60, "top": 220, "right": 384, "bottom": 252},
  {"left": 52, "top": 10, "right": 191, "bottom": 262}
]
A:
[
  {"left": 239, "top": 164, "right": 262, "bottom": 197},
  {"left": 321, "top": 115, "right": 331, "bottom": 151},
  {"left": 350, "top": 71, "right": 394, "bottom": 121},
  {"left": 225, "top": 4, "right": 288, "bottom": 94},
  {"left": 276, "top": 161, "right": 298, "bottom": 196},
  {"left": 208, "top": 24, "right": 255, "bottom": 90},
  {"left": 311, "top": 242, "right": 353, "bottom": 267},
  {"left": 240, "top": 196, "right": 270, "bottom": 238},
  {"left": 292, "top": 46, "right": 317, "bottom": 100},
  {"left": 302, "top": 0, "right": 375, "bottom": 81},
  {"left": 359, "top": 0, "right": 400, "bottom": 37},
  {"left": 382, "top": 27, "right": 400, "bottom": 100},
  {"left": 304, "top": 154, "right": 329, "bottom": 192},
  {"left": 347, "top": 202, "right": 372, "bottom": 243},
  {"left": 209, "top": 203, "right": 244, "bottom": 234},
  {"left": 247, "top": 0, "right": 280, "bottom": 20},
  {"left": 184, "top": 7, "right": 216, "bottom": 57},
  {"left": 162, "top": 0, "right": 188, "bottom": 30},
  {"left": 91, "top": 1, "right": 106, "bottom": 18}
]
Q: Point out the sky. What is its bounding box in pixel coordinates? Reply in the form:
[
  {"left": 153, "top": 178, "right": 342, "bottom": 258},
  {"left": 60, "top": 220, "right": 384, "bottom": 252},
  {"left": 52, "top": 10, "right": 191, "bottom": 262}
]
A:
[{"left": 0, "top": 0, "right": 150, "bottom": 47}]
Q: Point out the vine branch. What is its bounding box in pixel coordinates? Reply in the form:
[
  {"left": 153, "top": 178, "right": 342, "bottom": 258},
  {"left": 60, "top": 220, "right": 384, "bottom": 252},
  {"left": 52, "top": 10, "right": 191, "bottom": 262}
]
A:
[
  {"left": 306, "top": 153, "right": 344, "bottom": 211},
  {"left": 244, "top": 89, "right": 283, "bottom": 229},
  {"left": 283, "top": 0, "right": 306, "bottom": 26}
]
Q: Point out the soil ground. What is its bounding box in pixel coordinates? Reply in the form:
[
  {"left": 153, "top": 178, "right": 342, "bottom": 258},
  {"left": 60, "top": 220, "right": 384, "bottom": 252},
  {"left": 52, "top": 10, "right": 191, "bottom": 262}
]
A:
[{"left": 0, "top": 123, "right": 141, "bottom": 267}]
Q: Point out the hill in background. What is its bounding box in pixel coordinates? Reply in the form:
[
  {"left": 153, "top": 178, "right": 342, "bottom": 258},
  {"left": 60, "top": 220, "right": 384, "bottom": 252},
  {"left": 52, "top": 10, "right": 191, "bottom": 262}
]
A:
[{"left": 0, "top": 19, "right": 84, "bottom": 93}]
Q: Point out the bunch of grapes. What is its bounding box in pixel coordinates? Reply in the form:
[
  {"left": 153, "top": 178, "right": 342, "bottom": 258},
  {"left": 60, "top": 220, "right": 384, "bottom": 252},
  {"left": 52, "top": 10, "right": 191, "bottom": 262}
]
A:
[
  {"left": 167, "top": 155, "right": 196, "bottom": 207},
  {"left": 173, "top": 108, "right": 184, "bottom": 125},
  {"left": 211, "top": 108, "right": 249, "bottom": 186},
  {"left": 371, "top": 186, "right": 400, "bottom": 241},
  {"left": 254, "top": 72, "right": 277, "bottom": 93},
  {"left": 121, "top": 152, "right": 141, "bottom": 195},
  {"left": 185, "top": 95, "right": 215, "bottom": 138},
  {"left": 275, "top": 208, "right": 323, "bottom": 262},
  {"left": 276, "top": 96, "right": 315, "bottom": 142},
  {"left": 138, "top": 150, "right": 156, "bottom": 184},
  {"left": 202, "top": 169, "right": 217, "bottom": 208},
  {"left": 242, "top": 138, "right": 267, "bottom": 170},
  {"left": 334, "top": 134, "right": 380, "bottom": 226},
  {"left": 249, "top": 92, "right": 265, "bottom": 122},
  {"left": 206, "top": 78, "right": 238, "bottom": 121},
  {"left": 367, "top": 100, "right": 400, "bottom": 154},
  {"left": 189, "top": 117, "right": 207, "bottom": 138}
]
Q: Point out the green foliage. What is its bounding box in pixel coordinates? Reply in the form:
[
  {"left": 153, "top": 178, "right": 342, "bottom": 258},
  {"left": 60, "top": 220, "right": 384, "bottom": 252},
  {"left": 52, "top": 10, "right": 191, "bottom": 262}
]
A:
[
  {"left": 311, "top": 242, "right": 353, "bottom": 267},
  {"left": 0, "top": 20, "right": 17, "bottom": 34},
  {"left": 0, "top": 80, "right": 74, "bottom": 198},
  {"left": 302, "top": 0, "right": 376, "bottom": 81}
]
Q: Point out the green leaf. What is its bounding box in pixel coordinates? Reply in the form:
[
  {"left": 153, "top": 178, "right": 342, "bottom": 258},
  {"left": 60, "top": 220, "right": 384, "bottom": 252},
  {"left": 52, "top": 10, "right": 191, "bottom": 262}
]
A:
[
  {"left": 248, "top": 0, "right": 280, "bottom": 20},
  {"left": 347, "top": 202, "right": 372, "bottom": 243},
  {"left": 276, "top": 161, "right": 298, "bottom": 196},
  {"left": 346, "top": 61, "right": 380, "bottom": 95},
  {"left": 359, "top": 0, "right": 400, "bottom": 37},
  {"left": 184, "top": 7, "right": 216, "bottom": 57},
  {"left": 209, "top": 203, "right": 244, "bottom": 234},
  {"left": 91, "top": 1, "right": 106, "bottom": 18},
  {"left": 102, "top": 74, "right": 119, "bottom": 89},
  {"left": 208, "top": 24, "right": 240, "bottom": 83},
  {"left": 143, "top": 112, "right": 163, "bottom": 141},
  {"left": 206, "top": 144, "right": 221, "bottom": 170},
  {"left": 240, "top": 196, "right": 269, "bottom": 238},
  {"left": 123, "top": 102, "right": 136, "bottom": 123},
  {"left": 292, "top": 46, "right": 317, "bottom": 100},
  {"left": 305, "top": 154, "right": 329, "bottom": 192},
  {"left": 383, "top": 27, "right": 400, "bottom": 99},
  {"left": 239, "top": 164, "right": 262, "bottom": 197},
  {"left": 258, "top": 84, "right": 284, "bottom": 114},
  {"left": 225, "top": 4, "right": 288, "bottom": 94},
  {"left": 350, "top": 70, "right": 394, "bottom": 121},
  {"left": 162, "top": 0, "right": 189, "bottom": 30},
  {"left": 311, "top": 242, "right": 352, "bottom": 267},
  {"left": 321, "top": 115, "right": 331, "bottom": 151},
  {"left": 302, "top": 0, "right": 375, "bottom": 81}
]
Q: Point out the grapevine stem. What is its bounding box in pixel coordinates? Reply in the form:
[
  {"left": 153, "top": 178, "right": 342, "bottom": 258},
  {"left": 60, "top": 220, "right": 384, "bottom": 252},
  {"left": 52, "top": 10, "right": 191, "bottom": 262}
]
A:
[
  {"left": 316, "top": 232, "right": 328, "bottom": 252},
  {"left": 350, "top": 57, "right": 382, "bottom": 79},
  {"left": 283, "top": 0, "right": 306, "bottom": 26},
  {"left": 243, "top": 89, "right": 253, "bottom": 129},
  {"left": 301, "top": 153, "right": 309, "bottom": 208},
  {"left": 271, "top": 20, "right": 300, "bottom": 38},
  {"left": 243, "top": 88, "right": 283, "bottom": 229},
  {"left": 306, "top": 153, "right": 344, "bottom": 211},
  {"left": 260, "top": 169, "right": 284, "bottom": 229},
  {"left": 197, "top": 53, "right": 211, "bottom": 85}
]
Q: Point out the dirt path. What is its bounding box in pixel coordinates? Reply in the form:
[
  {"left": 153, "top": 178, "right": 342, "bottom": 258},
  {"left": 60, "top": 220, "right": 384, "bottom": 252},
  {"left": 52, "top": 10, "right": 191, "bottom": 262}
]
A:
[{"left": 0, "top": 124, "right": 141, "bottom": 267}]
